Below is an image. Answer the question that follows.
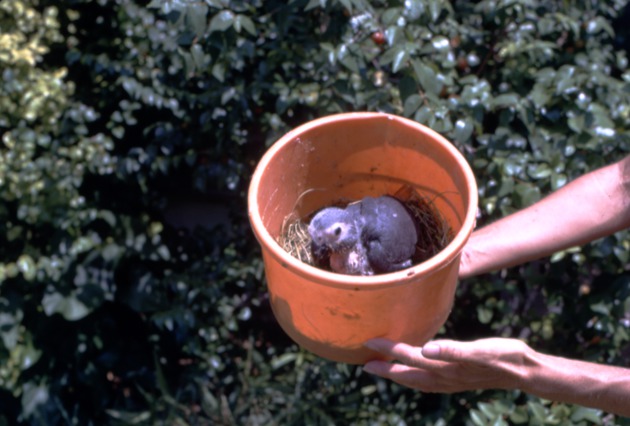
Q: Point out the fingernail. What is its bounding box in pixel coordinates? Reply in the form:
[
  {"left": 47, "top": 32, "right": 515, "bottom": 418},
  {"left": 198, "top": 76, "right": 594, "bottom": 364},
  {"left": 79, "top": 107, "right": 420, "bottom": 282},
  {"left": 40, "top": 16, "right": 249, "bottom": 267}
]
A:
[{"left": 422, "top": 342, "right": 440, "bottom": 358}]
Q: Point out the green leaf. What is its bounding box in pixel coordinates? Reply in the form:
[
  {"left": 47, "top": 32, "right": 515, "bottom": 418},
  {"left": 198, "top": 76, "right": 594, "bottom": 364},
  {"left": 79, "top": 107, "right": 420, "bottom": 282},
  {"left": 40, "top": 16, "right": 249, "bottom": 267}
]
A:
[
  {"left": 337, "top": 45, "right": 359, "bottom": 73},
  {"left": 382, "top": 7, "right": 402, "bottom": 26},
  {"left": 470, "top": 408, "right": 487, "bottom": 426},
  {"left": 146, "top": 0, "right": 162, "bottom": 9},
  {"left": 502, "top": 158, "right": 523, "bottom": 177},
  {"left": 271, "top": 352, "right": 299, "bottom": 370},
  {"left": 403, "top": 94, "right": 422, "bottom": 117},
  {"left": 106, "top": 410, "right": 152, "bottom": 424},
  {"left": 477, "top": 305, "right": 493, "bottom": 324},
  {"left": 551, "top": 172, "right": 567, "bottom": 190},
  {"left": 492, "top": 93, "right": 519, "bottom": 109},
  {"left": 190, "top": 44, "right": 208, "bottom": 69},
  {"left": 339, "top": 0, "right": 353, "bottom": 13},
  {"left": 431, "top": 36, "right": 450, "bottom": 52},
  {"left": 385, "top": 26, "right": 403, "bottom": 47},
  {"left": 0, "top": 311, "right": 21, "bottom": 349},
  {"left": 305, "top": 0, "right": 326, "bottom": 11},
  {"left": 42, "top": 292, "right": 90, "bottom": 321},
  {"left": 453, "top": 118, "right": 473, "bottom": 144},
  {"left": 514, "top": 183, "right": 541, "bottom": 207},
  {"left": 235, "top": 15, "right": 256, "bottom": 36},
  {"left": 392, "top": 48, "right": 409, "bottom": 73},
  {"left": 550, "top": 250, "right": 567, "bottom": 263},
  {"left": 590, "top": 302, "right": 610, "bottom": 316},
  {"left": 157, "top": 245, "right": 171, "bottom": 261},
  {"left": 529, "top": 84, "right": 550, "bottom": 108},
  {"left": 398, "top": 75, "right": 418, "bottom": 100},
  {"left": 112, "top": 126, "right": 125, "bottom": 139},
  {"left": 21, "top": 383, "right": 49, "bottom": 418},
  {"left": 186, "top": 3, "right": 208, "bottom": 38},
  {"left": 209, "top": 10, "right": 234, "bottom": 33},
  {"left": 403, "top": 0, "right": 424, "bottom": 21},
  {"left": 508, "top": 406, "right": 529, "bottom": 423},
  {"left": 204, "top": 0, "right": 226, "bottom": 8},
  {"left": 428, "top": 0, "right": 444, "bottom": 22},
  {"left": 477, "top": 402, "right": 497, "bottom": 419},
  {"left": 20, "top": 339, "right": 42, "bottom": 370},
  {"left": 614, "top": 245, "right": 629, "bottom": 264},
  {"left": 17, "top": 254, "right": 36, "bottom": 281},
  {"left": 586, "top": 103, "right": 615, "bottom": 130},
  {"left": 412, "top": 59, "right": 442, "bottom": 96},
  {"left": 497, "top": 176, "right": 514, "bottom": 197},
  {"left": 212, "top": 62, "right": 226, "bottom": 82},
  {"left": 527, "top": 401, "right": 548, "bottom": 422},
  {"left": 567, "top": 113, "right": 585, "bottom": 133},
  {"left": 414, "top": 105, "right": 435, "bottom": 127},
  {"left": 527, "top": 163, "right": 551, "bottom": 180},
  {"left": 570, "top": 406, "right": 603, "bottom": 424},
  {"left": 586, "top": 17, "right": 614, "bottom": 37},
  {"left": 98, "top": 210, "right": 117, "bottom": 227}
]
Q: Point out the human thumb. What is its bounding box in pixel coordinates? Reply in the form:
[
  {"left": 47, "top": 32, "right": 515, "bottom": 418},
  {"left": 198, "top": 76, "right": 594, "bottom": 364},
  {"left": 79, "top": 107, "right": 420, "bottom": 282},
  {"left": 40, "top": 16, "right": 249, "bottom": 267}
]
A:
[
  {"left": 421, "top": 342, "right": 442, "bottom": 359},
  {"left": 421, "top": 340, "right": 465, "bottom": 362}
]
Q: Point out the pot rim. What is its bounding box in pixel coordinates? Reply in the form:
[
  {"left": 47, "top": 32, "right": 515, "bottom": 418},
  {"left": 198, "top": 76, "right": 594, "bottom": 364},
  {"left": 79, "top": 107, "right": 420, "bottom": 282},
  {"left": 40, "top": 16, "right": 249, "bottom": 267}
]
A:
[{"left": 247, "top": 112, "right": 478, "bottom": 289}]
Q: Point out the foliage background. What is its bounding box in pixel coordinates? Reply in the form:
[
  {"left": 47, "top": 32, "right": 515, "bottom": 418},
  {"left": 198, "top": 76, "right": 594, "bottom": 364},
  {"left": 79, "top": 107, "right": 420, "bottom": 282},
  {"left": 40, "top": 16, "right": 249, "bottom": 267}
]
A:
[{"left": 1, "top": 0, "right": 630, "bottom": 424}]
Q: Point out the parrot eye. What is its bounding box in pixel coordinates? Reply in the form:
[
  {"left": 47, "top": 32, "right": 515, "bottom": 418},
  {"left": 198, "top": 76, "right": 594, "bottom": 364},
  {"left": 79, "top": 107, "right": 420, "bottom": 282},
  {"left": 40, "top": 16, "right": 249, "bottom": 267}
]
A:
[{"left": 333, "top": 226, "right": 342, "bottom": 236}]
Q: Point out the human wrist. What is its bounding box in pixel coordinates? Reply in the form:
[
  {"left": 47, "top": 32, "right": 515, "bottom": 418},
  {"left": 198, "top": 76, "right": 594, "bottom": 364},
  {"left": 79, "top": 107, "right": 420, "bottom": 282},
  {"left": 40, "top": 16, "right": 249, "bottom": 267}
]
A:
[
  {"left": 516, "top": 350, "right": 596, "bottom": 404},
  {"left": 495, "top": 340, "right": 538, "bottom": 391},
  {"left": 511, "top": 344, "right": 546, "bottom": 394}
]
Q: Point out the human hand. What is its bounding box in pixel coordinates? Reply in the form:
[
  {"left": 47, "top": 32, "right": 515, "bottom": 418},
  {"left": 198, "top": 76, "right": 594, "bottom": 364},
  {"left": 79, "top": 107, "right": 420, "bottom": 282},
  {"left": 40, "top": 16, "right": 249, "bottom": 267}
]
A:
[{"left": 363, "top": 337, "right": 532, "bottom": 393}]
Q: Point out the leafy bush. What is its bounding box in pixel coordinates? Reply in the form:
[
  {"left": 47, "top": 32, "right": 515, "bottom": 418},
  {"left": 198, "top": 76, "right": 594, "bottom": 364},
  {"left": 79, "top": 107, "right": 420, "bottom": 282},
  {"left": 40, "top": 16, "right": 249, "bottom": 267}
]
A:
[{"left": 1, "top": 0, "right": 629, "bottom": 424}]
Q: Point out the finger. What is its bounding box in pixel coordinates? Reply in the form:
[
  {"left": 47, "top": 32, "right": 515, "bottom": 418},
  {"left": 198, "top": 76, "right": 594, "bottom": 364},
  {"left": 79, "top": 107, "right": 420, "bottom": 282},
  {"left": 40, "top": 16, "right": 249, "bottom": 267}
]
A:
[
  {"left": 422, "top": 338, "right": 526, "bottom": 363},
  {"left": 364, "top": 337, "right": 401, "bottom": 355},
  {"left": 421, "top": 340, "right": 473, "bottom": 362},
  {"left": 365, "top": 338, "right": 448, "bottom": 369},
  {"left": 363, "top": 361, "right": 431, "bottom": 390},
  {"left": 363, "top": 361, "right": 457, "bottom": 393},
  {"left": 364, "top": 338, "right": 423, "bottom": 365}
]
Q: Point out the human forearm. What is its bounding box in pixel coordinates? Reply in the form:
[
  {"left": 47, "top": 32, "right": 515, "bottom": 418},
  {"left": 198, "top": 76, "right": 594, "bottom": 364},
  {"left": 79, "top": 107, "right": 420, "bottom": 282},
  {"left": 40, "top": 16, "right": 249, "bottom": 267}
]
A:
[
  {"left": 521, "top": 349, "right": 630, "bottom": 416},
  {"left": 460, "top": 156, "right": 630, "bottom": 278}
]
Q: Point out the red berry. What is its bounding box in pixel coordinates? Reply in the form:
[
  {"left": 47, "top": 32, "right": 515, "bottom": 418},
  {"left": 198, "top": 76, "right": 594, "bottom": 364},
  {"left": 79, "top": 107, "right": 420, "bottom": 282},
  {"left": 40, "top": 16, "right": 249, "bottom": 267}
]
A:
[{"left": 371, "top": 31, "right": 385, "bottom": 45}]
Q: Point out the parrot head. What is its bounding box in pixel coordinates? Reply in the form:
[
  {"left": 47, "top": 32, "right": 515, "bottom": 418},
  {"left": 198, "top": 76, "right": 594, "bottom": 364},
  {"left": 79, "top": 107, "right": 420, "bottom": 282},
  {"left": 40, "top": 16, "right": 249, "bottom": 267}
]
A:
[{"left": 307, "top": 207, "right": 360, "bottom": 252}]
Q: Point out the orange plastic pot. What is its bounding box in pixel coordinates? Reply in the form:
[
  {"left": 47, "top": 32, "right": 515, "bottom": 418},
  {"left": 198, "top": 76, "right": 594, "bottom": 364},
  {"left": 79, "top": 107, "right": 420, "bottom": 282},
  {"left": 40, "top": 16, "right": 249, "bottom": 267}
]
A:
[{"left": 248, "top": 112, "right": 477, "bottom": 364}]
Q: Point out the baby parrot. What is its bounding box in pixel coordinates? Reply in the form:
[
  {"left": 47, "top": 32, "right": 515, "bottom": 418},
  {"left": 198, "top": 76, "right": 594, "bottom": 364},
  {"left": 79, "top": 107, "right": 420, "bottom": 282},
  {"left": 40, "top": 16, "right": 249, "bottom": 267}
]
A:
[{"left": 308, "top": 195, "right": 418, "bottom": 275}]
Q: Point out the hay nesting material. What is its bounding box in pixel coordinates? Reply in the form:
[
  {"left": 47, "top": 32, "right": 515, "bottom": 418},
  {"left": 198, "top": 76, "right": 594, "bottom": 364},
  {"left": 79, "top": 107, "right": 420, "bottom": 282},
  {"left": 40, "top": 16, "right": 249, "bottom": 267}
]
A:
[
  {"left": 404, "top": 191, "right": 454, "bottom": 264},
  {"left": 279, "top": 214, "right": 314, "bottom": 265},
  {"left": 278, "top": 187, "right": 453, "bottom": 271}
]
